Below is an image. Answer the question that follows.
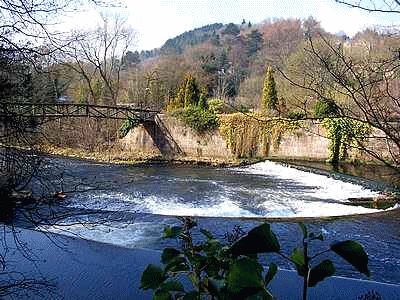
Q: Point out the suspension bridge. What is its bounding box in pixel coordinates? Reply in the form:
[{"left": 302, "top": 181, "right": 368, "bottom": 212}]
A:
[{"left": 0, "top": 102, "right": 159, "bottom": 122}]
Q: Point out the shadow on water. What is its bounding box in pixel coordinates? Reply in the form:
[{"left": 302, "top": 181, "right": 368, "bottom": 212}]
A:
[{"left": 277, "top": 159, "right": 400, "bottom": 189}]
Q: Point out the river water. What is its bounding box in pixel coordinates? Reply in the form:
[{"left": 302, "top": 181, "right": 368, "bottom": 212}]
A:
[{"left": 34, "top": 158, "right": 400, "bottom": 284}]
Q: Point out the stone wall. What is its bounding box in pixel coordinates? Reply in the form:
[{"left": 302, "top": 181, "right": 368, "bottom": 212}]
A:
[
  {"left": 119, "top": 114, "right": 391, "bottom": 162},
  {"left": 119, "top": 115, "right": 233, "bottom": 159},
  {"left": 268, "top": 124, "right": 329, "bottom": 160}
]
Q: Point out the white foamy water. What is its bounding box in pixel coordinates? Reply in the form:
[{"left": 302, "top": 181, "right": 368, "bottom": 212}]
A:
[
  {"left": 39, "top": 222, "right": 164, "bottom": 248},
  {"left": 236, "top": 161, "right": 381, "bottom": 201},
  {"left": 61, "top": 161, "right": 387, "bottom": 219},
  {"left": 141, "top": 195, "right": 258, "bottom": 217},
  {"left": 40, "top": 160, "right": 395, "bottom": 248}
]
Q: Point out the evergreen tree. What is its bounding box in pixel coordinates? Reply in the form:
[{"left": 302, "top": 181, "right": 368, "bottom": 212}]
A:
[
  {"left": 245, "top": 29, "right": 264, "bottom": 56},
  {"left": 166, "top": 77, "right": 187, "bottom": 112},
  {"left": 261, "top": 67, "right": 278, "bottom": 113},
  {"left": 184, "top": 74, "right": 200, "bottom": 107},
  {"left": 222, "top": 23, "right": 240, "bottom": 36},
  {"left": 198, "top": 89, "right": 208, "bottom": 110},
  {"left": 175, "top": 80, "right": 187, "bottom": 107},
  {"left": 166, "top": 74, "right": 206, "bottom": 112}
]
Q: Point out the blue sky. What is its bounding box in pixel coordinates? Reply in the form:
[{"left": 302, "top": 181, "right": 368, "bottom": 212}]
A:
[{"left": 68, "top": 0, "right": 398, "bottom": 50}]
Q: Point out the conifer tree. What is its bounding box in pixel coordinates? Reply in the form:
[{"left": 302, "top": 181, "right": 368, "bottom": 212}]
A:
[
  {"left": 184, "top": 74, "right": 200, "bottom": 107},
  {"left": 167, "top": 76, "right": 188, "bottom": 112},
  {"left": 198, "top": 90, "right": 208, "bottom": 110},
  {"left": 167, "top": 74, "right": 204, "bottom": 112},
  {"left": 261, "top": 66, "right": 278, "bottom": 113}
]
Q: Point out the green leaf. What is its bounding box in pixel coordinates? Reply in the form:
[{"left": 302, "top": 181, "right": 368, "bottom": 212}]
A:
[
  {"left": 204, "top": 239, "right": 222, "bottom": 255},
  {"left": 163, "top": 226, "right": 183, "bottom": 238},
  {"left": 265, "top": 263, "right": 278, "bottom": 285},
  {"left": 290, "top": 248, "right": 306, "bottom": 276},
  {"left": 308, "top": 260, "right": 336, "bottom": 287},
  {"left": 207, "top": 277, "right": 225, "bottom": 297},
  {"left": 182, "top": 291, "right": 198, "bottom": 300},
  {"left": 246, "top": 289, "right": 274, "bottom": 300},
  {"left": 200, "top": 228, "right": 214, "bottom": 240},
  {"left": 161, "top": 248, "right": 181, "bottom": 265},
  {"left": 299, "top": 223, "right": 308, "bottom": 239},
  {"left": 229, "top": 223, "right": 280, "bottom": 255},
  {"left": 227, "top": 257, "right": 264, "bottom": 295},
  {"left": 140, "top": 264, "right": 165, "bottom": 290},
  {"left": 330, "top": 240, "right": 370, "bottom": 277},
  {"left": 154, "top": 289, "right": 171, "bottom": 300},
  {"left": 159, "top": 280, "right": 184, "bottom": 292},
  {"left": 164, "top": 256, "right": 189, "bottom": 273}
]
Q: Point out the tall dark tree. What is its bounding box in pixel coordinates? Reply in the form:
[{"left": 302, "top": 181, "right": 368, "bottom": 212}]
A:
[
  {"left": 122, "top": 50, "right": 141, "bottom": 69},
  {"left": 184, "top": 74, "right": 201, "bottom": 107},
  {"left": 245, "top": 29, "right": 264, "bottom": 56},
  {"left": 222, "top": 23, "right": 240, "bottom": 36}
]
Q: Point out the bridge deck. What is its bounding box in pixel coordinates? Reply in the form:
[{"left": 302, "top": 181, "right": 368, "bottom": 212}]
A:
[{"left": 0, "top": 102, "right": 159, "bottom": 121}]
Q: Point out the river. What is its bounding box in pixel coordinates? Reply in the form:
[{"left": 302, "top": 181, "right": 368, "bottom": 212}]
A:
[{"left": 28, "top": 157, "right": 400, "bottom": 285}]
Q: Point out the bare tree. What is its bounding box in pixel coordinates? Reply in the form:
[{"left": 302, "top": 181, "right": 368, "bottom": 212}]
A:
[
  {"left": 62, "top": 14, "right": 136, "bottom": 105},
  {"left": 1, "top": 1, "right": 132, "bottom": 297},
  {"left": 335, "top": 0, "right": 400, "bottom": 13},
  {"left": 278, "top": 28, "right": 400, "bottom": 169}
]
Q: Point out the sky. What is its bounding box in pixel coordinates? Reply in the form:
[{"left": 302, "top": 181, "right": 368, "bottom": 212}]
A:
[{"left": 66, "top": 0, "right": 398, "bottom": 50}]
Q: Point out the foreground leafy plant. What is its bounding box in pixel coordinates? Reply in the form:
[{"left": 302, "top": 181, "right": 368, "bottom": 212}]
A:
[{"left": 140, "top": 218, "right": 370, "bottom": 300}]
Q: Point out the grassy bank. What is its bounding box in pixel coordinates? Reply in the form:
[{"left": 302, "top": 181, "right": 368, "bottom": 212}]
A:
[{"left": 39, "top": 144, "right": 243, "bottom": 167}]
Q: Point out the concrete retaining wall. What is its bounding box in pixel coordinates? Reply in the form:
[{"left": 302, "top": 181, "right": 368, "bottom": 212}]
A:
[
  {"left": 119, "top": 114, "right": 391, "bottom": 162},
  {"left": 120, "top": 115, "right": 233, "bottom": 159}
]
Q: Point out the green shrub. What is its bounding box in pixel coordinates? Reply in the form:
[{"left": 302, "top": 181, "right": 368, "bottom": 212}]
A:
[
  {"left": 238, "top": 104, "right": 250, "bottom": 113},
  {"left": 207, "top": 98, "right": 224, "bottom": 114},
  {"left": 174, "top": 105, "right": 219, "bottom": 133},
  {"left": 288, "top": 111, "right": 306, "bottom": 120},
  {"left": 314, "top": 99, "right": 340, "bottom": 118}
]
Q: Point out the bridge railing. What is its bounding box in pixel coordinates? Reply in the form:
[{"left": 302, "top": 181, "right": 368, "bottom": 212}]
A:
[{"left": 0, "top": 102, "right": 159, "bottom": 121}]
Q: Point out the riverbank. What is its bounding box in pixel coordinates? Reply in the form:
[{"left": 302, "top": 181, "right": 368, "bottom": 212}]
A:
[
  {"left": 3, "top": 226, "right": 400, "bottom": 299},
  {"left": 39, "top": 144, "right": 243, "bottom": 167}
]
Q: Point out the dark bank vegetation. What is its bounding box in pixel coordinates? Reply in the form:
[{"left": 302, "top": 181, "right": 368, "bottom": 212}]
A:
[
  {"left": 0, "top": 0, "right": 399, "bottom": 297},
  {"left": 1, "top": 2, "right": 398, "bottom": 169}
]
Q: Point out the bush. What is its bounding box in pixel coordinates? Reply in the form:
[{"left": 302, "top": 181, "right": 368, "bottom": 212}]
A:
[
  {"left": 174, "top": 106, "right": 219, "bottom": 133},
  {"left": 314, "top": 99, "right": 340, "bottom": 118},
  {"left": 207, "top": 98, "right": 224, "bottom": 114},
  {"left": 288, "top": 111, "right": 306, "bottom": 120},
  {"left": 238, "top": 104, "right": 250, "bottom": 113}
]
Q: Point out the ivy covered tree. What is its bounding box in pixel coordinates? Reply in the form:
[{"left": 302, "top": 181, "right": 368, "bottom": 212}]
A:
[{"left": 261, "top": 67, "right": 278, "bottom": 113}]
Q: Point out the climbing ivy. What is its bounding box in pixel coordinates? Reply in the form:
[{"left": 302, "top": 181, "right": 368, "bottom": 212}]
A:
[
  {"left": 118, "top": 117, "right": 140, "bottom": 138},
  {"left": 321, "top": 118, "right": 370, "bottom": 164},
  {"left": 218, "top": 113, "right": 300, "bottom": 158}
]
